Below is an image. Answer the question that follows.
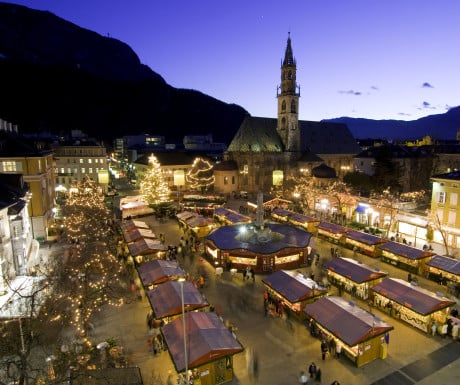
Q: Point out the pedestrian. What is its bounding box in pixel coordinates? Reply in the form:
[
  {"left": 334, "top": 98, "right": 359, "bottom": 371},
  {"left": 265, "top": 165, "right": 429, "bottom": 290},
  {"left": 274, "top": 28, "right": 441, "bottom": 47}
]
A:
[
  {"left": 299, "top": 370, "right": 309, "bottom": 384},
  {"left": 321, "top": 340, "right": 328, "bottom": 360},
  {"left": 308, "top": 362, "right": 317, "bottom": 378},
  {"left": 328, "top": 338, "right": 336, "bottom": 356},
  {"left": 408, "top": 272, "right": 412, "bottom": 282},
  {"left": 147, "top": 338, "right": 153, "bottom": 353},
  {"left": 316, "top": 367, "right": 322, "bottom": 383},
  {"left": 431, "top": 322, "right": 437, "bottom": 336},
  {"left": 335, "top": 340, "right": 342, "bottom": 359}
]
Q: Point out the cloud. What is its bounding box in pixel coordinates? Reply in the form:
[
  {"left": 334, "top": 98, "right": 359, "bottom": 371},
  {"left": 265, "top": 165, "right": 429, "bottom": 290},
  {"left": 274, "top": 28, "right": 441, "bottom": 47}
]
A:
[
  {"left": 417, "top": 101, "right": 436, "bottom": 110},
  {"left": 421, "top": 82, "right": 434, "bottom": 88},
  {"left": 338, "top": 89, "right": 362, "bottom": 96},
  {"left": 398, "top": 112, "right": 411, "bottom": 116},
  {"left": 370, "top": 86, "right": 379, "bottom": 91}
]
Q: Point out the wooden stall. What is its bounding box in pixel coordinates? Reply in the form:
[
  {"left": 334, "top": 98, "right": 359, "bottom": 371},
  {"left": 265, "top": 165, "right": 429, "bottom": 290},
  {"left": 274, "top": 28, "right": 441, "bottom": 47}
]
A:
[
  {"left": 177, "top": 211, "right": 214, "bottom": 238},
  {"left": 146, "top": 280, "right": 208, "bottom": 321},
  {"left": 162, "top": 312, "right": 243, "bottom": 385},
  {"left": 325, "top": 257, "right": 388, "bottom": 300},
  {"left": 378, "top": 241, "right": 435, "bottom": 274},
  {"left": 304, "top": 296, "right": 393, "bottom": 367},
  {"left": 262, "top": 270, "right": 328, "bottom": 319},
  {"left": 316, "top": 222, "right": 348, "bottom": 244},
  {"left": 127, "top": 238, "right": 167, "bottom": 263},
  {"left": 137, "top": 259, "right": 186, "bottom": 289},
  {"left": 287, "top": 212, "right": 320, "bottom": 233},
  {"left": 213, "top": 207, "right": 251, "bottom": 225},
  {"left": 341, "top": 229, "right": 386, "bottom": 257},
  {"left": 371, "top": 278, "right": 456, "bottom": 333},
  {"left": 425, "top": 255, "right": 460, "bottom": 294}
]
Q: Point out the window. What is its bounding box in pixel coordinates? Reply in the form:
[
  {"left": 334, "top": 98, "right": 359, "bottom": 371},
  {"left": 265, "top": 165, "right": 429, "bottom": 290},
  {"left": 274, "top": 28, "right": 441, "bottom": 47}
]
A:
[
  {"left": 1, "top": 161, "right": 21, "bottom": 172},
  {"left": 81, "top": 168, "right": 85, "bottom": 174},
  {"left": 89, "top": 168, "right": 93, "bottom": 173},
  {"left": 290, "top": 100, "right": 296, "bottom": 113},
  {"left": 88, "top": 159, "right": 92, "bottom": 164},
  {"left": 282, "top": 100, "right": 286, "bottom": 111},
  {"left": 232, "top": 176, "right": 235, "bottom": 184},
  {"left": 67, "top": 168, "right": 72, "bottom": 174},
  {"left": 437, "top": 191, "right": 446, "bottom": 204},
  {"left": 450, "top": 193, "right": 458, "bottom": 206},
  {"left": 60, "top": 168, "right": 65, "bottom": 174},
  {"left": 448, "top": 210, "right": 456, "bottom": 225},
  {"left": 79, "top": 159, "right": 83, "bottom": 163}
]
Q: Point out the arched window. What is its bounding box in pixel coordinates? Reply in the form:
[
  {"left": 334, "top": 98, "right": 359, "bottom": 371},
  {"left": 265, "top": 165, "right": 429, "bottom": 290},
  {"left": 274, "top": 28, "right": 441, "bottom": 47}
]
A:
[
  {"left": 281, "top": 117, "right": 286, "bottom": 130},
  {"left": 288, "top": 71, "right": 292, "bottom": 80},
  {"left": 282, "top": 100, "right": 286, "bottom": 111},
  {"left": 291, "top": 100, "right": 296, "bottom": 113}
]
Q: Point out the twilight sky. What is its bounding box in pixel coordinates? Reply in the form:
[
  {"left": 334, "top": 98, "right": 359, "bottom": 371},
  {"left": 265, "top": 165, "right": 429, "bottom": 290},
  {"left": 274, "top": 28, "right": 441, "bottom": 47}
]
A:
[{"left": 5, "top": 0, "right": 460, "bottom": 121}]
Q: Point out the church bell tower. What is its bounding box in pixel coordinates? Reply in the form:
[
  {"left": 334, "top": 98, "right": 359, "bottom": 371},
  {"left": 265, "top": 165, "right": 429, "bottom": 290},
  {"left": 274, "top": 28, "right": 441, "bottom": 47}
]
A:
[{"left": 277, "top": 33, "right": 300, "bottom": 153}]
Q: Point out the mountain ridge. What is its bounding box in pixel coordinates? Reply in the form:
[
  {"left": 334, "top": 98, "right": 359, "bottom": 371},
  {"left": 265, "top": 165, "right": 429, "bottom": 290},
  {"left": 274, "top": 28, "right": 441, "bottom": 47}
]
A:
[{"left": 0, "top": 2, "right": 459, "bottom": 144}]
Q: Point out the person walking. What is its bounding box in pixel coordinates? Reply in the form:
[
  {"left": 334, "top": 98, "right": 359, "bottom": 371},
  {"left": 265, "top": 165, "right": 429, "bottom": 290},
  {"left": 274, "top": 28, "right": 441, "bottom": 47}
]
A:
[
  {"left": 316, "top": 367, "right": 322, "bottom": 383},
  {"left": 321, "top": 340, "right": 328, "bottom": 360},
  {"left": 335, "top": 340, "right": 342, "bottom": 359},
  {"left": 308, "top": 362, "right": 317, "bottom": 379}
]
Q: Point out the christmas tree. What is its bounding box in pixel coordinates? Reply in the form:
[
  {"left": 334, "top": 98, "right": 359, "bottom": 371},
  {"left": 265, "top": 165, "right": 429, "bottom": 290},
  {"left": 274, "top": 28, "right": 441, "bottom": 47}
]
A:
[
  {"left": 186, "top": 157, "right": 215, "bottom": 193},
  {"left": 140, "top": 154, "right": 171, "bottom": 206}
]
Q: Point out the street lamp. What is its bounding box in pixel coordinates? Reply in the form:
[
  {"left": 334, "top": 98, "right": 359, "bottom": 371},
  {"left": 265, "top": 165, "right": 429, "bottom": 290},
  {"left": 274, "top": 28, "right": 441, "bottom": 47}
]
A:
[{"left": 178, "top": 278, "right": 188, "bottom": 384}]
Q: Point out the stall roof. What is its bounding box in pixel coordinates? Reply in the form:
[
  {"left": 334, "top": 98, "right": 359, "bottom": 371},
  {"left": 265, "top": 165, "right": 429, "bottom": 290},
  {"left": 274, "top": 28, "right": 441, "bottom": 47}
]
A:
[
  {"left": 378, "top": 241, "right": 435, "bottom": 260},
  {"left": 176, "top": 211, "right": 198, "bottom": 221},
  {"left": 69, "top": 367, "right": 142, "bottom": 385},
  {"left": 186, "top": 216, "right": 213, "bottom": 228},
  {"left": 123, "top": 227, "right": 157, "bottom": 243},
  {"left": 137, "top": 259, "right": 186, "bottom": 286},
  {"left": 371, "top": 278, "right": 456, "bottom": 315},
  {"left": 162, "top": 312, "right": 243, "bottom": 372},
  {"left": 325, "top": 257, "right": 388, "bottom": 283},
  {"left": 289, "top": 212, "right": 319, "bottom": 224},
  {"left": 342, "top": 230, "right": 386, "bottom": 246},
  {"left": 271, "top": 208, "right": 292, "bottom": 218},
  {"left": 128, "top": 238, "right": 167, "bottom": 256},
  {"left": 262, "top": 270, "right": 327, "bottom": 303},
  {"left": 206, "top": 223, "right": 312, "bottom": 254},
  {"left": 225, "top": 212, "right": 251, "bottom": 223},
  {"left": 304, "top": 296, "right": 393, "bottom": 346},
  {"left": 426, "top": 255, "right": 460, "bottom": 275},
  {"left": 147, "top": 280, "right": 208, "bottom": 319},
  {"left": 132, "top": 220, "right": 150, "bottom": 229},
  {"left": 316, "top": 222, "right": 348, "bottom": 235}
]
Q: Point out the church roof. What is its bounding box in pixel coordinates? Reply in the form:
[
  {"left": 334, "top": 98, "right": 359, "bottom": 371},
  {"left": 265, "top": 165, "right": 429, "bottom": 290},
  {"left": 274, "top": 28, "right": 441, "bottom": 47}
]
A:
[
  {"left": 312, "top": 163, "right": 337, "bottom": 178},
  {"left": 227, "top": 115, "right": 360, "bottom": 155},
  {"left": 227, "top": 116, "right": 284, "bottom": 152}
]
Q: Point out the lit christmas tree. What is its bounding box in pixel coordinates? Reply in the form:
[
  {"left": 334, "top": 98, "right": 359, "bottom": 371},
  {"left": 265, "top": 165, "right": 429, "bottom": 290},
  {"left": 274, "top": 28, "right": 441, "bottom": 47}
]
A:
[
  {"left": 140, "top": 154, "right": 171, "bottom": 206},
  {"left": 186, "top": 157, "right": 215, "bottom": 193}
]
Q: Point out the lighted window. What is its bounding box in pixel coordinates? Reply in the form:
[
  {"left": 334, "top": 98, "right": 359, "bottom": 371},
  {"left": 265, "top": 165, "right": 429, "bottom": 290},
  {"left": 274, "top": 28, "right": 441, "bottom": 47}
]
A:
[
  {"left": 79, "top": 159, "right": 83, "bottom": 163},
  {"left": 81, "top": 168, "right": 85, "bottom": 174},
  {"left": 450, "top": 193, "right": 458, "bottom": 206},
  {"left": 1, "top": 161, "right": 20, "bottom": 172},
  {"left": 437, "top": 191, "right": 446, "bottom": 204},
  {"left": 88, "top": 159, "right": 92, "bottom": 164},
  {"left": 60, "top": 168, "right": 65, "bottom": 174},
  {"left": 224, "top": 176, "right": 228, "bottom": 185},
  {"left": 89, "top": 168, "right": 93, "bottom": 173}
]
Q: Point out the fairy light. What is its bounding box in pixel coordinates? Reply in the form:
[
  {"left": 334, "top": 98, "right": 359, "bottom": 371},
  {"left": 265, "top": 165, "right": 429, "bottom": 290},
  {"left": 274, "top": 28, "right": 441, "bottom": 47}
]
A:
[
  {"left": 139, "top": 153, "right": 171, "bottom": 206},
  {"left": 186, "top": 157, "right": 215, "bottom": 191}
]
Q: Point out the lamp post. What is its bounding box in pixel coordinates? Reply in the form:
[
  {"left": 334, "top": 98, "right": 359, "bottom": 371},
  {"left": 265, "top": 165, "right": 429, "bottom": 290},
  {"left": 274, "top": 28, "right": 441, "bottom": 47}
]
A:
[{"left": 178, "top": 278, "right": 188, "bottom": 384}]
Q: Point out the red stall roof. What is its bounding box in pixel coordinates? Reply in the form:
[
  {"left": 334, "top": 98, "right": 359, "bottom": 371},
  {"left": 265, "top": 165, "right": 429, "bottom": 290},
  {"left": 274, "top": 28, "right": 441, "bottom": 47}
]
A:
[
  {"left": 137, "top": 259, "right": 186, "bottom": 286},
  {"left": 372, "top": 278, "right": 456, "bottom": 315},
  {"left": 325, "top": 257, "right": 388, "bottom": 283},
  {"left": 342, "top": 230, "right": 386, "bottom": 246},
  {"left": 147, "top": 280, "right": 208, "bottom": 319},
  {"left": 317, "top": 222, "right": 348, "bottom": 235},
  {"left": 162, "top": 312, "right": 243, "bottom": 372},
  {"left": 304, "top": 296, "right": 393, "bottom": 346},
  {"left": 262, "top": 270, "right": 327, "bottom": 303},
  {"left": 378, "top": 241, "right": 435, "bottom": 260},
  {"left": 128, "top": 238, "right": 167, "bottom": 256},
  {"left": 426, "top": 255, "right": 460, "bottom": 275}
]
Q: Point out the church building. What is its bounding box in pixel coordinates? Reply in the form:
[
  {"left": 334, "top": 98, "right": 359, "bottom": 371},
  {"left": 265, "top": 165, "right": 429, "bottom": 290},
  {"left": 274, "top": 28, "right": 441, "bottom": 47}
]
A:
[{"left": 219, "top": 34, "right": 360, "bottom": 194}]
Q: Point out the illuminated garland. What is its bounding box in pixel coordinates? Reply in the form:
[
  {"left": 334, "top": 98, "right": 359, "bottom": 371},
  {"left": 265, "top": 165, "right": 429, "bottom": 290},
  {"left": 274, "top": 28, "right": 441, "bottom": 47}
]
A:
[{"left": 186, "top": 157, "right": 215, "bottom": 191}]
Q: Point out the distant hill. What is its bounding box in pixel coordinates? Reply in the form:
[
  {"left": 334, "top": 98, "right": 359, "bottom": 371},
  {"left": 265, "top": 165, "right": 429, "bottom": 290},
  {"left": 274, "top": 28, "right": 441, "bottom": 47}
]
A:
[
  {"left": 0, "top": 2, "right": 247, "bottom": 145},
  {"left": 323, "top": 106, "right": 460, "bottom": 141}
]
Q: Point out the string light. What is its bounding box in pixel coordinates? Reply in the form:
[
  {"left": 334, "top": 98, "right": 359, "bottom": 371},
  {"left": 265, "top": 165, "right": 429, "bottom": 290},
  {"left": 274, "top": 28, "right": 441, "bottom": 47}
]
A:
[
  {"left": 139, "top": 154, "right": 171, "bottom": 206},
  {"left": 186, "top": 157, "right": 215, "bottom": 191}
]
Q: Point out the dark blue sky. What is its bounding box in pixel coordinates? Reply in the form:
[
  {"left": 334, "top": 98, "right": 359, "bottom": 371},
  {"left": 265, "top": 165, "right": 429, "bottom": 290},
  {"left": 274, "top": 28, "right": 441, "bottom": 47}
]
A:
[{"left": 5, "top": 0, "right": 460, "bottom": 121}]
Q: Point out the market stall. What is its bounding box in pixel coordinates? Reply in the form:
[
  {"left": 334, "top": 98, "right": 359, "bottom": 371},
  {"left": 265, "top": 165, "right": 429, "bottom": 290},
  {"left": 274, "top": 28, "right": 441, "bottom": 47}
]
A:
[
  {"left": 341, "top": 229, "right": 386, "bottom": 257},
  {"left": 303, "top": 296, "right": 393, "bottom": 367},
  {"left": 213, "top": 207, "right": 251, "bottom": 225},
  {"left": 162, "top": 312, "right": 243, "bottom": 385},
  {"left": 425, "top": 255, "right": 460, "bottom": 292},
  {"left": 371, "top": 278, "right": 456, "bottom": 333},
  {"left": 137, "top": 259, "right": 186, "bottom": 289},
  {"left": 177, "top": 211, "right": 214, "bottom": 238},
  {"left": 316, "top": 222, "right": 348, "bottom": 243},
  {"left": 325, "top": 257, "right": 388, "bottom": 300},
  {"left": 146, "top": 280, "right": 209, "bottom": 321},
  {"left": 270, "top": 208, "right": 292, "bottom": 222},
  {"left": 287, "top": 212, "right": 320, "bottom": 233},
  {"left": 262, "top": 270, "right": 328, "bottom": 319},
  {"left": 127, "top": 238, "right": 167, "bottom": 263},
  {"left": 378, "top": 241, "right": 435, "bottom": 274}
]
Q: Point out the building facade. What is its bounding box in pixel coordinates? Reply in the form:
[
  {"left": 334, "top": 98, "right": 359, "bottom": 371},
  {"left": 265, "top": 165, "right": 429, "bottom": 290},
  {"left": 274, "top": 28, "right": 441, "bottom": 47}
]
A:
[{"left": 223, "top": 34, "right": 360, "bottom": 194}]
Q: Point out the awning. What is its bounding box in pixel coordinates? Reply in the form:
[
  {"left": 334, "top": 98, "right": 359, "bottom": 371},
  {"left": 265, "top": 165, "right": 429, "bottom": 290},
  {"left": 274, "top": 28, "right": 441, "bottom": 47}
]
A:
[{"left": 355, "top": 204, "right": 368, "bottom": 214}]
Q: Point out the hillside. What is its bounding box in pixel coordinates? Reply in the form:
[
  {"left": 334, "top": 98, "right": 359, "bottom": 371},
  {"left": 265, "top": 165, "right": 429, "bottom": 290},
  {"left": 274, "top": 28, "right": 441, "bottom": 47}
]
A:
[
  {"left": 324, "top": 106, "right": 460, "bottom": 141},
  {"left": 0, "top": 2, "right": 247, "bottom": 145}
]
